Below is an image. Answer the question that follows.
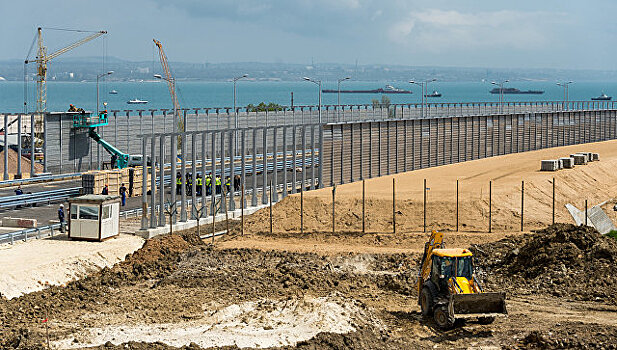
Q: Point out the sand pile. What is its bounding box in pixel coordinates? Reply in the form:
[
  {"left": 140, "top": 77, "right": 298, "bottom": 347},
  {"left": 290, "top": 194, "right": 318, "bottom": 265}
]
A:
[
  {"left": 472, "top": 224, "right": 617, "bottom": 303},
  {"left": 0, "top": 148, "right": 43, "bottom": 175}
]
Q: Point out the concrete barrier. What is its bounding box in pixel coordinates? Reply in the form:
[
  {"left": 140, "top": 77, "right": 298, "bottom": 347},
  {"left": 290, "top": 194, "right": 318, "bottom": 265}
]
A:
[{"left": 2, "top": 217, "right": 37, "bottom": 228}]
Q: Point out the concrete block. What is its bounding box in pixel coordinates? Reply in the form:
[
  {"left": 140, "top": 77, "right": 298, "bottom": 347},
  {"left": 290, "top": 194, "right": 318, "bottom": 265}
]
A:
[
  {"left": 559, "top": 157, "right": 574, "bottom": 169},
  {"left": 2, "top": 217, "right": 37, "bottom": 228},
  {"left": 541, "top": 160, "right": 559, "bottom": 171},
  {"left": 571, "top": 154, "right": 587, "bottom": 165}
]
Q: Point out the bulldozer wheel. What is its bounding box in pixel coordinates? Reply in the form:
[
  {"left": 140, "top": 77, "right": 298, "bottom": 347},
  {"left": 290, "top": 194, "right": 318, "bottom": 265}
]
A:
[
  {"left": 478, "top": 316, "right": 495, "bottom": 325},
  {"left": 434, "top": 306, "right": 454, "bottom": 330},
  {"left": 420, "top": 287, "right": 434, "bottom": 316}
]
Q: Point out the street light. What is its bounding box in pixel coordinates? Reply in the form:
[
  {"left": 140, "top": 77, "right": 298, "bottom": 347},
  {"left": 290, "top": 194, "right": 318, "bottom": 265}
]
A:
[
  {"left": 233, "top": 74, "right": 248, "bottom": 154},
  {"left": 337, "top": 77, "right": 351, "bottom": 121},
  {"left": 303, "top": 77, "right": 322, "bottom": 124},
  {"left": 303, "top": 76, "right": 323, "bottom": 189},
  {"left": 557, "top": 81, "right": 573, "bottom": 110},
  {"left": 491, "top": 80, "right": 509, "bottom": 113},
  {"left": 409, "top": 79, "right": 436, "bottom": 118},
  {"left": 233, "top": 74, "right": 249, "bottom": 128},
  {"left": 96, "top": 71, "right": 113, "bottom": 116}
]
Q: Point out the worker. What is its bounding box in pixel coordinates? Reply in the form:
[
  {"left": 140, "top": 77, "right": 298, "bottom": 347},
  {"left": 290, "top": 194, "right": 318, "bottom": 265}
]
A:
[
  {"left": 68, "top": 104, "right": 77, "bottom": 112},
  {"left": 102, "top": 184, "right": 109, "bottom": 195},
  {"left": 176, "top": 172, "right": 182, "bottom": 195},
  {"left": 196, "top": 173, "right": 203, "bottom": 196},
  {"left": 205, "top": 173, "right": 212, "bottom": 196},
  {"left": 58, "top": 204, "right": 65, "bottom": 233},
  {"left": 225, "top": 176, "right": 231, "bottom": 193},
  {"left": 234, "top": 174, "right": 241, "bottom": 192},
  {"left": 186, "top": 173, "right": 193, "bottom": 196},
  {"left": 14, "top": 186, "right": 23, "bottom": 196},
  {"left": 119, "top": 183, "right": 127, "bottom": 206},
  {"left": 111, "top": 154, "right": 118, "bottom": 169},
  {"left": 215, "top": 175, "right": 222, "bottom": 194}
]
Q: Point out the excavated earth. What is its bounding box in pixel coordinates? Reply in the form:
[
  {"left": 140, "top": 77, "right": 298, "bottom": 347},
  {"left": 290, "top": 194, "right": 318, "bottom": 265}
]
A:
[{"left": 2, "top": 224, "right": 617, "bottom": 349}]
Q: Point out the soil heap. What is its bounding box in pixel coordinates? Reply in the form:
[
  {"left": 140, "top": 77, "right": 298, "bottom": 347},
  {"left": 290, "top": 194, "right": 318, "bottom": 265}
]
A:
[{"left": 471, "top": 223, "right": 617, "bottom": 303}]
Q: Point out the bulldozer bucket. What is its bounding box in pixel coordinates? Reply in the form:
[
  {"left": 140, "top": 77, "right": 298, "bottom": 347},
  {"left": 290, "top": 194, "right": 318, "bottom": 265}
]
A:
[{"left": 448, "top": 292, "right": 507, "bottom": 319}]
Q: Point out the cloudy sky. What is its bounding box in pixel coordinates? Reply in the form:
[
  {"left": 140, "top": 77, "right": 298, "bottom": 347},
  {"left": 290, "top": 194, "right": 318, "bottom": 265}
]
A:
[{"left": 1, "top": 0, "right": 616, "bottom": 70}]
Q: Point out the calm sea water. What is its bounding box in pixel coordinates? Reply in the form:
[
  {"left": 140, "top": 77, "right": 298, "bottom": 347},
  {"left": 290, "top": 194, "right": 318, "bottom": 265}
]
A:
[{"left": 1, "top": 80, "right": 616, "bottom": 113}]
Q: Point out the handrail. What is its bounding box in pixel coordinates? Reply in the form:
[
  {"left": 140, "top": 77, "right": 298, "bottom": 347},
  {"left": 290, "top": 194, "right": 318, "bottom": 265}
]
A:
[{"left": 0, "top": 187, "right": 82, "bottom": 208}]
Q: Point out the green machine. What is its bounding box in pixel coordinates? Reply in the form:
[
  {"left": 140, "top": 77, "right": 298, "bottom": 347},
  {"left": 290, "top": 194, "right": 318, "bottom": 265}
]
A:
[{"left": 72, "top": 111, "right": 130, "bottom": 169}]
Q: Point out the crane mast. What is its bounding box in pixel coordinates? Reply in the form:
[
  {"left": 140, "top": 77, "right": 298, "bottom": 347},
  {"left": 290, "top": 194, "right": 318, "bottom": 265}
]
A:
[
  {"left": 28, "top": 27, "right": 107, "bottom": 113},
  {"left": 153, "top": 39, "right": 183, "bottom": 135}
]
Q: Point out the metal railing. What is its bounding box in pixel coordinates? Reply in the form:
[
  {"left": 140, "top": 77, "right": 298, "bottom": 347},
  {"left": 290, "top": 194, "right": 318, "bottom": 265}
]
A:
[
  {"left": 0, "top": 223, "right": 64, "bottom": 245},
  {"left": 0, "top": 187, "right": 82, "bottom": 209},
  {"left": 0, "top": 173, "right": 81, "bottom": 188}
]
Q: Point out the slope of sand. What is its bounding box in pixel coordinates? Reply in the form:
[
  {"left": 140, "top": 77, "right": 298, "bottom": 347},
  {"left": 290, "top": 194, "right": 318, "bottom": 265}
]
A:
[
  {"left": 244, "top": 140, "right": 617, "bottom": 234},
  {"left": 0, "top": 233, "right": 144, "bottom": 299}
]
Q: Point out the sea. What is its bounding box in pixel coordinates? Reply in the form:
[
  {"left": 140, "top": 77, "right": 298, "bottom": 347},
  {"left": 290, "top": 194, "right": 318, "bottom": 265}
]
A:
[{"left": 1, "top": 80, "right": 616, "bottom": 113}]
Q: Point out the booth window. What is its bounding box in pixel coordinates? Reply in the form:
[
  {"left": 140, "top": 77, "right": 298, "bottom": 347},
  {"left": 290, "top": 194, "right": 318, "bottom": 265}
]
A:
[
  {"left": 70, "top": 205, "right": 78, "bottom": 220},
  {"left": 79, "top": 206, "right": 99, "bottom": 220},
  {"left": 102, "top": 206, "right": 111, "bottom": 220}
]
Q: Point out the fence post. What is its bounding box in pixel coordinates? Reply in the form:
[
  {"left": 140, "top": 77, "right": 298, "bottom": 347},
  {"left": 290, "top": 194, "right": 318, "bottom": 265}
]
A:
[
  {"left": 456, "top": 179, "right": 459, "bottom": 232},
  {"left": 241, "top": 182, "right": 245, "bottom": 236},
  {"left": 332, "top": 184, "right": 336, "bottom": 234},
  {"left": 489, "top": 180, "right": 492, "bottom": 233},
  {"left": 392, "top": 178, "right": 396, "bottom": 234},
  {"left": 521, "top": 180, "right": 524, "bottom": 232},
  {"left": 423, "top": 179, "right": 427, "bottom": 233},
  {"left": 300, "top": 184, "right": 304, "bottom": 234},
  {"left": 552, "top": 177, "right": 555, "bottom": 225},
  {"left": 269, "top": 179, "right": 273, "bottom": 234},
  {"left": 362, "top": 179, "right": 366, "bottom": 234},
  {"left": 585, "top": 199, "right": 588, "bottom": 226}
]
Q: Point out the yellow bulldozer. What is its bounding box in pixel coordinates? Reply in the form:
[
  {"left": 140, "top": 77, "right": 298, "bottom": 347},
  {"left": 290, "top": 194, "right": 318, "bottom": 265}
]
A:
[{"left": 417, "top": 231, "right": 507, "bottom": 329}]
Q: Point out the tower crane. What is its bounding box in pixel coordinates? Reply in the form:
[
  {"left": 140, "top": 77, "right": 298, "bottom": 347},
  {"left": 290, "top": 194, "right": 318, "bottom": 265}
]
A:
[
  {"left": 25, "top": 27, "right": 107, "bottom": 113},
  {"left": 153, "top": 39, "right": 183, "bottom": 137}
]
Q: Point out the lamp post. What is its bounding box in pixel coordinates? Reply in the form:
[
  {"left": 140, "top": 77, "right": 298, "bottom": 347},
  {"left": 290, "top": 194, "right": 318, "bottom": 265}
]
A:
[
  {"left": 557, "top": 81, "right": 573, "bottom": 110},
  {"left": 154, "top": 74, "right": 178, "bottom": 223},
  {"left": 303, "top": 76, "right": 323, "bottom": 188},
  {"left": 96, "top": 71, "right": 113, "bottom": 115},
  {"left": 409, "top": 79, "right": 436, "bottom": 118},
  {"left": 303, "top": 77, "right": 322, "bottom": 123},
  {"left": 491, "top": 80, "right": 509, "bottom": 113},
  {"left": 337, "top": 77, "right": 351, "bottom": 122},
  {"left": 233, "top": 74, "right": 248, "bottom": 154}
]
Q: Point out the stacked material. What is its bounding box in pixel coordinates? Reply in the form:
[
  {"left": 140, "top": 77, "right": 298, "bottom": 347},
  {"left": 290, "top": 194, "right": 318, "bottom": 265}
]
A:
[
  {"left": 540, "top": 160, "right": 559, "bottom": 171},
  {"left": 570, "top": 154, "right": 588, "bottom": 165},
  {"left": 130, "top": 167, "right": 150, "bottom": 197},
  {"left": 559, "top": 157, "right": 575, "bottom": 169}
]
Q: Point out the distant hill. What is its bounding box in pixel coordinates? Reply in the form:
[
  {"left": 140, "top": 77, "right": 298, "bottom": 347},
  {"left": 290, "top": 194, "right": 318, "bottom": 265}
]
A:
[{"left": 2, "top": 57, "right": 617, "bottom": 82}]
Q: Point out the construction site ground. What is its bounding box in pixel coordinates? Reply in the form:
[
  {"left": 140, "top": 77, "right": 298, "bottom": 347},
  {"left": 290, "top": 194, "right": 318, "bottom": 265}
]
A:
[{"left": 3, "top": 140, "right": 617, "bottom": 349}]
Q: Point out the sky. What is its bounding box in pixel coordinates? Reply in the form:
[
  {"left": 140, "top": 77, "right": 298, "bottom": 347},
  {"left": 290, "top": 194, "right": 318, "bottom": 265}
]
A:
[{"left": 1, "top": 0, "right": 617, "bottom": 70}]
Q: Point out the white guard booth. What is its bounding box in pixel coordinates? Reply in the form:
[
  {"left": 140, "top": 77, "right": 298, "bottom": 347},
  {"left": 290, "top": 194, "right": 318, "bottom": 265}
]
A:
[{"left": 68, "top": 195, "right": 120, "bottom": 241}]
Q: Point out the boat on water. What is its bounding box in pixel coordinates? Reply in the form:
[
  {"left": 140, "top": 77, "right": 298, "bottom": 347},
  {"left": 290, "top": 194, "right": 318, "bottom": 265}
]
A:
[
  {"left": 591, "top": 93, "right": 612, "bottom": 101},
  {"left": 322, "top": 85, "right": 412, "bottom": 94},
  {"left": 109, "top": 90, "right": 118, "bottom": 95},
  {"left": 127, "top": 99, "right": 148, "bottom": 104},
  {"left": 490, "top": 88, "right": 544, "bottom": 94},
  {"left": 425, "top": 90, "right": 442, "bottom": 98}
]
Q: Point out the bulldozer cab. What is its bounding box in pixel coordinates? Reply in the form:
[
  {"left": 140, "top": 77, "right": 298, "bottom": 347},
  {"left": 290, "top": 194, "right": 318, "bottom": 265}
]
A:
[{"left": 431, "top": 253, "right": 473, "bottom": 292}]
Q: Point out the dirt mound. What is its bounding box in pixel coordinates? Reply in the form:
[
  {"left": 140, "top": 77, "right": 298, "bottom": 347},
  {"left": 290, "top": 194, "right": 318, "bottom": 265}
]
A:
[
  {"left": 0, "top": 232, "right": 202, "bottom": 349},
  {"left": 517, "top": 322, "right": 617, "bottom": 349},
  {"left": 0, "top": 149, "right": 43, "bottom": 175},
  {"left": 472, "top": 224, "right": 617, "bottom": 303}
]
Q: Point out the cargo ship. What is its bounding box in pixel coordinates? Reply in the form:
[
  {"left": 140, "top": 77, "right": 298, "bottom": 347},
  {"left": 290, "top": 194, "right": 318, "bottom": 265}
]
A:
[
  {"left": 490, "top": 88, "right": 544, "bottom": 94},
  {"left": 425, "top": 90, "right": 442, "bottom": 98},
  {"left": 591, "top": 93, "right": 612, "bottom": 101},
  {"left": 322, "top": 85, "right": 412, "bottom": 94}
]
